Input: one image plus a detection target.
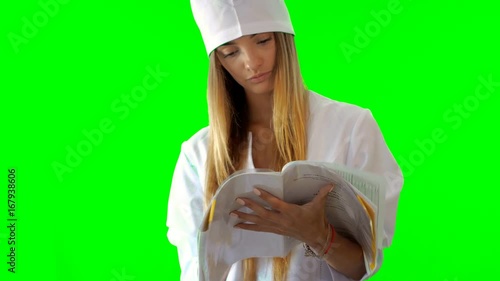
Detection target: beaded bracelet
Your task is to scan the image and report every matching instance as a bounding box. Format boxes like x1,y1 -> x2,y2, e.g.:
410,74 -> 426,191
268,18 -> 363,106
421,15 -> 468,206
303,226 -> 330,258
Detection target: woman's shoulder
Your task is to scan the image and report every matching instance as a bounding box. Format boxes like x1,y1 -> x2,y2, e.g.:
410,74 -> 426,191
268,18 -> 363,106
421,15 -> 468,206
179,126 -> 210,164
185,126 -> 209,146
307,90 -> 372,127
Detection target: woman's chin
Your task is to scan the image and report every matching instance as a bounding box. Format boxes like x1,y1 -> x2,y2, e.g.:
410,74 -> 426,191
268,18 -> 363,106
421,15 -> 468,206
244,83 -> 274,96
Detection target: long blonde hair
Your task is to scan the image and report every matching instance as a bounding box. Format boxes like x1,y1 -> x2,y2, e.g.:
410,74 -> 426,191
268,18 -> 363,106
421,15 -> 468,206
204,32 -> 309,281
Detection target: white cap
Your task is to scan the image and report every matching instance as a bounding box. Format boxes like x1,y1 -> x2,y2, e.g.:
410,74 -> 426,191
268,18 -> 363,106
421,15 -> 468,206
190,0 -> 295,56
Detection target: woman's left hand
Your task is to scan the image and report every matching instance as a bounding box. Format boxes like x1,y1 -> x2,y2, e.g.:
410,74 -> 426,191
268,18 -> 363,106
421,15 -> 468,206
231,183 -> 334,246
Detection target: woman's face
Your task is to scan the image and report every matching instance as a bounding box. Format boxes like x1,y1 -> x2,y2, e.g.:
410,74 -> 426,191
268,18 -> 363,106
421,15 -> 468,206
215,32 -> 276,96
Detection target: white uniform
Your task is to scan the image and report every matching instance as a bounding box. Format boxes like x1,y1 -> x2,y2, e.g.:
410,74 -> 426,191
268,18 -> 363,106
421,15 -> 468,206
166,90 -> 404,281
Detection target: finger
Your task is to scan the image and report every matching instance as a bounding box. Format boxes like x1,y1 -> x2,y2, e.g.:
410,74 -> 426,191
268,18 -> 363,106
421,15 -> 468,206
236,197 -> 281,223
231,210 -> 267,225
311,183 -> 334,206
234,222 -> 283,235
252,187 -> 288,212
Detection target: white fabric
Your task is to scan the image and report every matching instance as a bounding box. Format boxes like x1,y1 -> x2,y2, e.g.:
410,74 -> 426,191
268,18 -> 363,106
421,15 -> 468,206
166,90 -> 404,280
190,0 -> 295,56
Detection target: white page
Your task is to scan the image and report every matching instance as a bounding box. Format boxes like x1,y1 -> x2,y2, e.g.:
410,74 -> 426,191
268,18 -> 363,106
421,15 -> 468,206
281,162 -> 374,262
199,172 -> 285,281
281,161 -> 386,272
198,161 -> 387,280
313,161 -> 387,249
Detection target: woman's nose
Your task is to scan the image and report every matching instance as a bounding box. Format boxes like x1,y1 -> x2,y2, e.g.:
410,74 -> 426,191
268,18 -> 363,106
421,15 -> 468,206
243,49 -> 264,72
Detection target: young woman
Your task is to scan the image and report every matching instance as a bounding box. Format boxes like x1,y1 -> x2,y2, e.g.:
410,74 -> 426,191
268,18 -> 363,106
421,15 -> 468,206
166,1 -> 403,280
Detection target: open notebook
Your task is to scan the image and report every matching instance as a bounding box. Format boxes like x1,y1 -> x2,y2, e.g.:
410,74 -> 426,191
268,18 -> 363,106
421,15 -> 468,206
198,160 -> 387,281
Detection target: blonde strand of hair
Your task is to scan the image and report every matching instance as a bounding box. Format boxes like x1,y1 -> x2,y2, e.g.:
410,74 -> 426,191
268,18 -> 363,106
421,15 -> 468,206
204,32 -> 309,281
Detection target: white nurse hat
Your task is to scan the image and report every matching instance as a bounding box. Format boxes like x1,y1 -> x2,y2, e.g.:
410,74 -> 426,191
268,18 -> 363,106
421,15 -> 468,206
190,0 -> 295,56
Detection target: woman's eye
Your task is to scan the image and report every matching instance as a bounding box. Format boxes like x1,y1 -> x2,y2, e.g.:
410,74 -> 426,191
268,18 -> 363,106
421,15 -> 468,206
224,51 -> 237,58
258,37 -> 271,44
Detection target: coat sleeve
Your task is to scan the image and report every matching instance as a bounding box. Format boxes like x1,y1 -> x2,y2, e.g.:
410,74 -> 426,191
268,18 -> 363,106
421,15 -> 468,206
329,108 -> 404,281
166,141 -> 205,281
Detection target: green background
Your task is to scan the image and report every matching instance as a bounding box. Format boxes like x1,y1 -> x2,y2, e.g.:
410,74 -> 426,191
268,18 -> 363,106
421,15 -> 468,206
1,0 -> 499,280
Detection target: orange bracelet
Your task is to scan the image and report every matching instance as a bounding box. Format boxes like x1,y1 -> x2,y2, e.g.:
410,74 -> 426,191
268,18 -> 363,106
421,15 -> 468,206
324,224 -> 336,255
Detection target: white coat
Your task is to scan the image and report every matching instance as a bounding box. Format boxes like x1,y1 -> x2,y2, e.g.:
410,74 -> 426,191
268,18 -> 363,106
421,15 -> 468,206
166,90 -> 404,281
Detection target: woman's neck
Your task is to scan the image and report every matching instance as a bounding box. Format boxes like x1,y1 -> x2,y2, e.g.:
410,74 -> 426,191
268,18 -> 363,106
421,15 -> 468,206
245,91 -> 273,127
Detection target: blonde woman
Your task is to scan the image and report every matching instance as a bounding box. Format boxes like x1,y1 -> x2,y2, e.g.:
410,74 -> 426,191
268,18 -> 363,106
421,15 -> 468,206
166,1 -> 403,280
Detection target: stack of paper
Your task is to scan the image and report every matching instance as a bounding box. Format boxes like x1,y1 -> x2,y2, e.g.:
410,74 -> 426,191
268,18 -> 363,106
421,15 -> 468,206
198,160 -> 387,281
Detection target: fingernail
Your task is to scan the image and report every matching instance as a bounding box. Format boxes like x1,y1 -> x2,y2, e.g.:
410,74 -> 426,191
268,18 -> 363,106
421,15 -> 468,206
253,188 -> 261,196
236,198 -> 245,205
329,184 -> 334,192
230,212 -> 238,218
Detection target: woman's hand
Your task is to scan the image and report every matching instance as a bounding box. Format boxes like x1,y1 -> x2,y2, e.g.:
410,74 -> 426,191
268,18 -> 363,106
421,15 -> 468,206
232,183 -> 367,280
231,183 -> 334,247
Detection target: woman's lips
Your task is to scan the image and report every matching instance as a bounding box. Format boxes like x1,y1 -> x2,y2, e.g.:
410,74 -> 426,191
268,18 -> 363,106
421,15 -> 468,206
248,71 -> 271,84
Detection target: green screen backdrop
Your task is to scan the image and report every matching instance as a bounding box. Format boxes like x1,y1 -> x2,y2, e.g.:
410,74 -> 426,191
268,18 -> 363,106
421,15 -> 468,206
1,0 -> 499,281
